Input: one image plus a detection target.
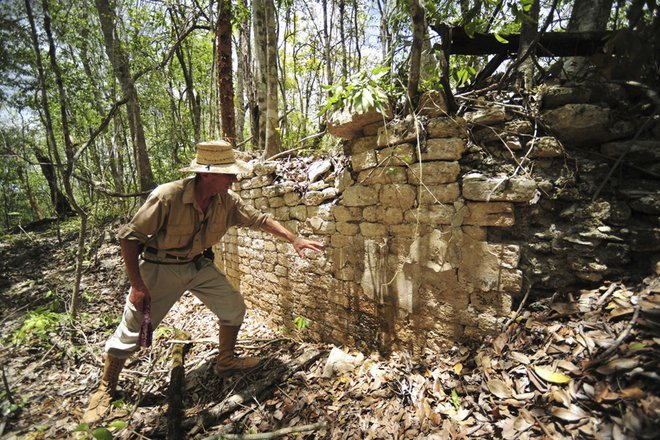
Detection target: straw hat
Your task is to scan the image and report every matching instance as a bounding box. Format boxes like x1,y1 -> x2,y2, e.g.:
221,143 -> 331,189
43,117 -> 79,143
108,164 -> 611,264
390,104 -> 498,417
180,140 -> 249,175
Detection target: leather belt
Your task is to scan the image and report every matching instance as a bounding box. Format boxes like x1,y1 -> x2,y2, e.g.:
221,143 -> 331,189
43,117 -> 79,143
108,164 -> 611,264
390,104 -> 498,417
142,247 -> 196,264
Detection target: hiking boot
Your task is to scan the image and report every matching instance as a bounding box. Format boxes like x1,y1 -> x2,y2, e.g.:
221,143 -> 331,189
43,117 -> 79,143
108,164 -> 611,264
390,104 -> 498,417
82,355 -> 126,424
214,325 -> 260,375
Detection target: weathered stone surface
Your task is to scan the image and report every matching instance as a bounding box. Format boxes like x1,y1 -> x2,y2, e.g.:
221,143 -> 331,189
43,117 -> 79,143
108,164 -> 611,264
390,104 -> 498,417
377,119 -> 424,147
336,222 -> 360,235
528,136 -> 564,158
346,136 -> 378,155
351,150 -> 378,171
416,90 -> 449,118
304,187 -> 338,205
328,107 -> 393,140
358,166 -> 408,185
601,140 -> 660,166
253,161 -> 277,176
462,173 -> 537,203
380,184 -> 417,209
540,83 -> 627,109
407,161 -> 461,184
360,222 -> 388,236
421,138 -> 466,161
404,205 -> 455,225
290,205 -> 307,221
342,185 -> 379,206
283,192 -> 301,206
308,159 -> 332,182
464,105 -> 508,125
542,104 -> 634,144
505,119 -> 533,135
376,144 -> 415,166
332,206 -> 363,222
463,202 -> 515,227
241,174 -> 274,189
427,116 -> 467,138
419,183 -> 461,205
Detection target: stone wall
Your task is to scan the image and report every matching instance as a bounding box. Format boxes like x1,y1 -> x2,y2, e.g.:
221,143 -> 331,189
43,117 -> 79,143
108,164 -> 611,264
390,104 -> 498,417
216,81 -> 659,355
217,118 -> 536,355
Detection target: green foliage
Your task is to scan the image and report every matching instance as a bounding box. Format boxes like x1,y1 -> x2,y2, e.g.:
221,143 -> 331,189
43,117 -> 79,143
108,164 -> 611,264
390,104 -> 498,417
9,292 -> 68,348
293,315 -> 310,331
319,67 -> 391,117
74,420 -> 127,439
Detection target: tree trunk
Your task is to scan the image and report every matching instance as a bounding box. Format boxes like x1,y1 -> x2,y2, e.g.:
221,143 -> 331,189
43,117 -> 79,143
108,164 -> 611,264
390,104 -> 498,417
216,0 -> 236,143
263,0 -> 281,158
17,166 -> 43,221
407,0 -> 425,111
516,0 -> 540,90
94,0 -> 155,193
564,0 -> 614,77
252,0 -> 267,151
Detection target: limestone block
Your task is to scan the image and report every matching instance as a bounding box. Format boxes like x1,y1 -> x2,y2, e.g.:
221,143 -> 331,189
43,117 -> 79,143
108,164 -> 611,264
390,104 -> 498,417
382,207 -> 404,225
336,222 -> 359,235
336,265 -> 356,281
505,119 -> 533,135
363,121 -> 384,136
342,185 -> 379,206
427,116 -> 467,139
463,202 -> 515,227
273,206 -> 290,220
419,183 -> 460,205
458,238 -> 520,293
304,187 -> 339,206
328,107 -> 393,140
330,234 -> 355,247
462,173 -> 538,203
358,166 -> 408,185
308,204 -> 334,221
389,223 -> 419,237
263,184 -> 293,198
253,197 -> 268,211
335,169 -> 353,192
416,90 -> 449,118
409,228 -> 459,272
376,144 -> 415,166
283,192 -> 302,206
290,205 -> 307,221
542,104 -> 634,144
269,196 -> 285,208
464,105 -> 508,126
363,206 -> 378,222
254,161 -> 277,176
407,161 -> 461,184
380,184 -> 417,209
346,136 -> 378,155
332,206 -> 363,222
360,222 -> 387,237
308,159 -> 332,182
404,205 -> 455,226
601,140 -> 660,167
241,174 -> 274,189
308,181 -> 330,191
421,138 -> 466,161
244,188 -> 263,199
527,136 -> 564,158
471,125 -> 502,144
352,150 -> 378,171
377,119 -> 424,147
305,217 -> 336,235
489,243 -> 521,268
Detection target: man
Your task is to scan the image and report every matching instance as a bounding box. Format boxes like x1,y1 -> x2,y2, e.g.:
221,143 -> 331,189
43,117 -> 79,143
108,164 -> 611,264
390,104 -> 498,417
83,140 -> 324,423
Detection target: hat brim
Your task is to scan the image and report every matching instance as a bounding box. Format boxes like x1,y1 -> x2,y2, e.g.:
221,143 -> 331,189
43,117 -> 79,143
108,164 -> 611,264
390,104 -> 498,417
180,159 -> 250,176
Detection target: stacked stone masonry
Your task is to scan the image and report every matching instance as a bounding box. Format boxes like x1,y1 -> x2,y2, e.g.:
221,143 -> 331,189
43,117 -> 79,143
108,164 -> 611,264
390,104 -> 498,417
216,115 -> 535,355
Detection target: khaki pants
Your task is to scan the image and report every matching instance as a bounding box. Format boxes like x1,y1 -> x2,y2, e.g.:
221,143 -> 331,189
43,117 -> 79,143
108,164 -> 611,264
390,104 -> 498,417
105,257 -> 245,359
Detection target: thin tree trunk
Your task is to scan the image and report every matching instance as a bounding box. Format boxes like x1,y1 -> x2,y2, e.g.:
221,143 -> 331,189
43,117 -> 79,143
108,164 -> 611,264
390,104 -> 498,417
237,0 -> 255,150
407,0 -> 425,111
564,0 -> 614,77
24,0 -> 72,218
263,0 -> 281,158
41,0 -> 88,316
217,0 -> 236,143
94,0 -> 155,193
17,166 -> 43,221
516,0 -> 540,90
253,0 -> 267,151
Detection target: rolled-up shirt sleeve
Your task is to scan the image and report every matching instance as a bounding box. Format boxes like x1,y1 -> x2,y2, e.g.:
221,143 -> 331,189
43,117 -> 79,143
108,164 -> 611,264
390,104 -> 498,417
229,192 -> 271,229
117,191 -> 168,243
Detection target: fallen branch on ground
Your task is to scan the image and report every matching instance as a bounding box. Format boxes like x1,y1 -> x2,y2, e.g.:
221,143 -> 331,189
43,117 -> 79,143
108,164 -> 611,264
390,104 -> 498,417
201,421 -> 327,440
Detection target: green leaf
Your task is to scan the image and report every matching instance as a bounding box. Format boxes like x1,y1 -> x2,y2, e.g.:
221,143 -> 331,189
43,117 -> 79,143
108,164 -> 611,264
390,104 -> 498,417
74,423 -> 90,432
108,420 -> 127,429
451,389 -> 460,409
92,427 -> 113,440
628,342 -> 646,351
494,33 -> 509,44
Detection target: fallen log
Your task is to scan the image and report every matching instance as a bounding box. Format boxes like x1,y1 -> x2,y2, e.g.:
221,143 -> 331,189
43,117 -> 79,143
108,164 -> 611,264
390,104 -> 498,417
184,348 -> 324,432
201,421 -> 327,440
167,329 -> 191,440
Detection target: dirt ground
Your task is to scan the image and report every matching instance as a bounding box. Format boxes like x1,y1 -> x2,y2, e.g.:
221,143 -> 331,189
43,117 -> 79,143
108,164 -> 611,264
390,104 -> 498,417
0,222 -> 658,439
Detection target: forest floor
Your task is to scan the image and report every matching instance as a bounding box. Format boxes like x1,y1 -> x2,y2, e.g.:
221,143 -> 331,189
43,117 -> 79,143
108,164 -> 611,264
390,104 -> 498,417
0,220 -> 658,440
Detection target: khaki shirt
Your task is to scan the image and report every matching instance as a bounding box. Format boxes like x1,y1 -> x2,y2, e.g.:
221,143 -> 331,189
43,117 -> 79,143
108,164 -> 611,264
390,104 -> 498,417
118,177 -> 269,258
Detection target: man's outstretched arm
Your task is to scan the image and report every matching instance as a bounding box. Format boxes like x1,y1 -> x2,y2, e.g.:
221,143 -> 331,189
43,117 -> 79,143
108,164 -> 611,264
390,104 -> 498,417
260,217 -> 325,258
